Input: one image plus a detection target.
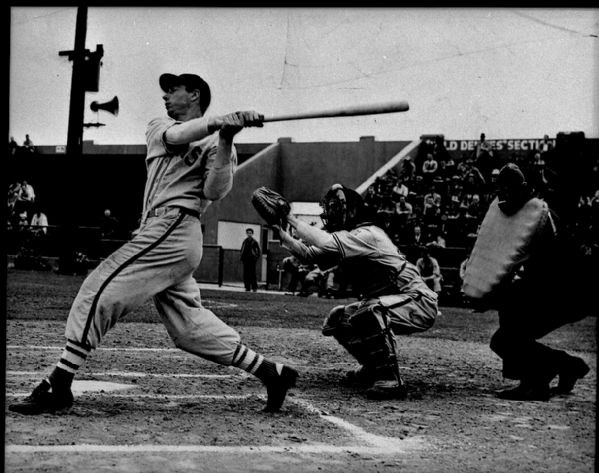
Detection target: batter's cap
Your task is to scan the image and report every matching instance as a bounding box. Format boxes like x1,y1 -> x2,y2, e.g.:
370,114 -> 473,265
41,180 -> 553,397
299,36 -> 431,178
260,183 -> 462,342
159,73 -> 211,112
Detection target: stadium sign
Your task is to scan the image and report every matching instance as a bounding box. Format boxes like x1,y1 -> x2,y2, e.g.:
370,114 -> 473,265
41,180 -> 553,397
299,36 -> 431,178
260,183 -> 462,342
445,138 -> 555,154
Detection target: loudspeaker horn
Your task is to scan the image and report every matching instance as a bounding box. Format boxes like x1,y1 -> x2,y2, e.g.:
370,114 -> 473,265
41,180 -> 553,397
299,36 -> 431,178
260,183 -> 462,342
90,96 -> 119,116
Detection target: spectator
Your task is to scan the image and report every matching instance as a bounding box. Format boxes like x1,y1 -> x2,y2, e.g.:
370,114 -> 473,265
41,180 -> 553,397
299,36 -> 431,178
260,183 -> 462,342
443,154 -> 457,178
422,185 -> 442,229
30,205 -> 49,236
406,223 -> 425,247
399,156 -> 416,182
475,133 -> 496,180
417,138 -> 435,172
23,134 -> 35,153
17,210 -> 30,233
462,167 -> 486,196
529,152 -> 547,195
422,153 -> 439,182
457,155 -> 474,177
475,133 -> 493,160
391,177 -> 409,200
409,174 -> 427,201
443,196 -> 463,245
394,195 -> 413,232
240,228 -> 261,292
99,208 -> 120,239
416,245 -> 443,295
376,197 -> 396,233
363,184 -> 380,213
14,208 -> 51,271
26,205 -> 49,259
424,184 -> 442,208
14,179 -> 35,219
429,231 -> 446,249
281,255 -> 303,295
538,134 -> 553,159
297,264 -> 324,297
9,136 -> 18,155
465,194 -> 484,221
7,180 -> 22,221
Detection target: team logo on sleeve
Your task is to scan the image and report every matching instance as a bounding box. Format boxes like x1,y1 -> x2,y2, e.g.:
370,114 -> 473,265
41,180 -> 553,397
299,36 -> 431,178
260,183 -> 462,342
183,145 -> 203,166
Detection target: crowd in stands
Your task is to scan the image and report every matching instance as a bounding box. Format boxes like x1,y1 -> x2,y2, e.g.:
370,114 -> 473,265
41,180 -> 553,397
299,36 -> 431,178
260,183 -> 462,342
363,133 -> 598,254
6,178 -> 53,270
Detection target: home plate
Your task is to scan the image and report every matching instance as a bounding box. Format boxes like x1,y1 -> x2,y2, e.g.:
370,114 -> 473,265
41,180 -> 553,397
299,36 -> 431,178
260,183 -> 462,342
71,380 -> 136,394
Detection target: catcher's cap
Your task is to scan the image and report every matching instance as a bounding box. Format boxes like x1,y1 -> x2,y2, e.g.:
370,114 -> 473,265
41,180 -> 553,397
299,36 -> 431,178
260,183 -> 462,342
159,73 -> 211,112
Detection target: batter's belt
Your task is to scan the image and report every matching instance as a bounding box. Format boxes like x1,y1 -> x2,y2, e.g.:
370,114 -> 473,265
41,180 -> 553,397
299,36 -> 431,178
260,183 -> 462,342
144,206 -> 201,221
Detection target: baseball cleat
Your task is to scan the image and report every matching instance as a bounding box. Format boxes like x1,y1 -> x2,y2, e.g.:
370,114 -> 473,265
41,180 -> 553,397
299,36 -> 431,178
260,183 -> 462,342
496,382 -> 550,401
552,357 -> 590,394
8,379 -> 73,415
263,365 -> 298,412
365,379 -> 408,400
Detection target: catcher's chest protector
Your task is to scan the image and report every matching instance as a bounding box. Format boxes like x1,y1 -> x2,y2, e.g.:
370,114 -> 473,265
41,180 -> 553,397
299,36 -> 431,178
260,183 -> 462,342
462,197 -> 549,299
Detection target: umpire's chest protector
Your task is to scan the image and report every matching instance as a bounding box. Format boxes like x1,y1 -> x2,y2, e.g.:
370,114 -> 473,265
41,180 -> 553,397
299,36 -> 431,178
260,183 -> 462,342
462,197 -> 549,299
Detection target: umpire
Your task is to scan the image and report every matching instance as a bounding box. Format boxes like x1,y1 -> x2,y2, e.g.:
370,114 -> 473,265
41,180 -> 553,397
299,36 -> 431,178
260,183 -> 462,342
487,164 -> 593,401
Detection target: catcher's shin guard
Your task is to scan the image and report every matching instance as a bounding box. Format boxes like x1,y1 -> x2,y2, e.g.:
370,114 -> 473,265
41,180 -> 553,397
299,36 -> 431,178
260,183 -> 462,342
330,304 -> 401,383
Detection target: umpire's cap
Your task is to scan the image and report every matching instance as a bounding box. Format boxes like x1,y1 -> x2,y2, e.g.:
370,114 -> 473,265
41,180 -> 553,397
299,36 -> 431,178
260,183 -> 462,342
159,73 -> 211,113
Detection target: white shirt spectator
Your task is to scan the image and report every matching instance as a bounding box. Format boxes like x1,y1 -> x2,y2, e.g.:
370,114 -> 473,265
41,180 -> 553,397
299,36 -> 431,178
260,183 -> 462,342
19,181 -> 35,203
30,211 -> 48,234
392,182 -> 409,198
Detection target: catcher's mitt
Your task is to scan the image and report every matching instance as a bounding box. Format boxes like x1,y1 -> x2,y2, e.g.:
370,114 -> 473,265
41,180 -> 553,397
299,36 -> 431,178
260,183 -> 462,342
251,187 -> 291,228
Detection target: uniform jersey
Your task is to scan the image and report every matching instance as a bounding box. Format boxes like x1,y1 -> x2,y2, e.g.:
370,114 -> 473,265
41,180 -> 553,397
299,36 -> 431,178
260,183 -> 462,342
289,223 -> 433,300
143,116 -> 237,219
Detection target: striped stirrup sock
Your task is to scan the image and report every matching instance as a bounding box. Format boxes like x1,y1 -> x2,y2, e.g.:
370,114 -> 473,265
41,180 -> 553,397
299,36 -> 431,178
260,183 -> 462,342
231,344 -> 283,384
49,339 -> 91,389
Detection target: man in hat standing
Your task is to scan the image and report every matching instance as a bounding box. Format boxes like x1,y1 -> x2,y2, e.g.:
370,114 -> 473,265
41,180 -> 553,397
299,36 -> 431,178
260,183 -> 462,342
240,228 -> 261,292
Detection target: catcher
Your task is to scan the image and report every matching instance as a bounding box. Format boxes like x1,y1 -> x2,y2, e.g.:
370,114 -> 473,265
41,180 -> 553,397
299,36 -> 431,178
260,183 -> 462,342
463,164 -> 593,401
252,184 -> 439,400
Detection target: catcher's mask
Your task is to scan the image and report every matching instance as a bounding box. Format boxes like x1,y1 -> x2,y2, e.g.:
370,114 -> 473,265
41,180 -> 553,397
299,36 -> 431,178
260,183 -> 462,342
320,184 -> 366,232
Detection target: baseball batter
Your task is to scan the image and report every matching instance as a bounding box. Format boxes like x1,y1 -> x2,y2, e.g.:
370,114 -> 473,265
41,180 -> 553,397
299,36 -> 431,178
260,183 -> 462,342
273,184 -> 439,400
10,72 -> 298,415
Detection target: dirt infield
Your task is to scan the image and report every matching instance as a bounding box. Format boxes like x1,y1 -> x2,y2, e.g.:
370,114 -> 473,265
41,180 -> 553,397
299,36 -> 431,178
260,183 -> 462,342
4,269 -> 597,472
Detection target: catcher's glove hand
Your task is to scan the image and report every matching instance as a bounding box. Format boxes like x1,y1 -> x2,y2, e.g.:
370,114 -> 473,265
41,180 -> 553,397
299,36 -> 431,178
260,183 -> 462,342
251,187 -> 291,229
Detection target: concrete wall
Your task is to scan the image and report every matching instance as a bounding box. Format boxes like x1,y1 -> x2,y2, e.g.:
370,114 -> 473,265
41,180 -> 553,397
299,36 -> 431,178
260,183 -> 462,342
278,137 -> 408,200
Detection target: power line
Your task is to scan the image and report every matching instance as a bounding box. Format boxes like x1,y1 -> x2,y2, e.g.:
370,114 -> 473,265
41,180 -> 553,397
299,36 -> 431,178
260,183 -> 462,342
509,9 -> 599,38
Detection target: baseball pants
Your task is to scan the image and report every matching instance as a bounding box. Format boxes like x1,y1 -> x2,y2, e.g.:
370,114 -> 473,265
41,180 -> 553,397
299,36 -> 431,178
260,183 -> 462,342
64,207 -> 241,365
342,291 -> 438,335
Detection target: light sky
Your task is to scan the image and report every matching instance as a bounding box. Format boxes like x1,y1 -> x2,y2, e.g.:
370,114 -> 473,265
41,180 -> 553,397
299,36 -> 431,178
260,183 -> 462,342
9,7 -> 599,146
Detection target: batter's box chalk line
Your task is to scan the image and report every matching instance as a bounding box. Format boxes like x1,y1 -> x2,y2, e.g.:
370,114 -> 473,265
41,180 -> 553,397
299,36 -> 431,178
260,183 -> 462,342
6,370 -> 238,379
6,383 -> 425,454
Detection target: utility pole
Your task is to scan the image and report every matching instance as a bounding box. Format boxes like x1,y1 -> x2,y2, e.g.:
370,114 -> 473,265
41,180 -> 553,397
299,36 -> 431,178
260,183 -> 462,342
59,7 -> 103,157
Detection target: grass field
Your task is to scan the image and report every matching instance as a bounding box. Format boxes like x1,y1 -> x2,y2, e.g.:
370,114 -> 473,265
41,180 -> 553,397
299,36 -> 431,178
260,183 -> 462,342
4,269 -> 597,473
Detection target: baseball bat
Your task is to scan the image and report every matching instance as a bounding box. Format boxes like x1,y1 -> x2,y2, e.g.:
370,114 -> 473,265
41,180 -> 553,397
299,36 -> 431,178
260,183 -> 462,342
261,101 -> 409,123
